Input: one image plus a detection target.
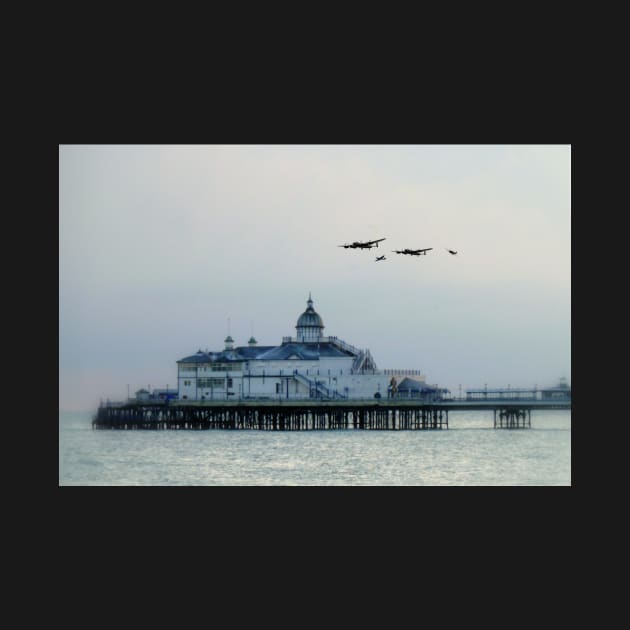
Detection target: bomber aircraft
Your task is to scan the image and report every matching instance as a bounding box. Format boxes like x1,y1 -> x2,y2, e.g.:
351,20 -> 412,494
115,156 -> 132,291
445,249 -> 458,255
392,247 -> 433,256
338,238 -> 386,249
375,255 -> 386,261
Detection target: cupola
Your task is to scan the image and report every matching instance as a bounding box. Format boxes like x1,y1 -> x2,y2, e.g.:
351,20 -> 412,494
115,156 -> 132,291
295,293 -> 325,342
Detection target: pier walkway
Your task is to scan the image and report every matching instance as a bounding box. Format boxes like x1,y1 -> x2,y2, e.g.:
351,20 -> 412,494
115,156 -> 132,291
93,398 -> 570,431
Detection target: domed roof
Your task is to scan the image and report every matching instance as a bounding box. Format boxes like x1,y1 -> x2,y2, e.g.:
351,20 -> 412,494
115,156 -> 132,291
296,293 -> 324,330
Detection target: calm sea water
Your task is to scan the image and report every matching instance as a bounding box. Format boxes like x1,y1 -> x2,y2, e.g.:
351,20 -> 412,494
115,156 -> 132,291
59,410 -> 571,486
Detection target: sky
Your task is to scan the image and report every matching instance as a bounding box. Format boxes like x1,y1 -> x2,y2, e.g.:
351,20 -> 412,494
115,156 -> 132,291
59,144 -> 571,411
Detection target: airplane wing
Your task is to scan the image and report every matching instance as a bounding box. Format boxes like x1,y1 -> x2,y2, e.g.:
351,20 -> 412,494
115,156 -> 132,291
366,238 -> 386,245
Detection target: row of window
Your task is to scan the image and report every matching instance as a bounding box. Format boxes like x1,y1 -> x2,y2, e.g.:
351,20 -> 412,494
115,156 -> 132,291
197,378 -> 233,388
179,365 -> 242,373
182,378 -> 235,388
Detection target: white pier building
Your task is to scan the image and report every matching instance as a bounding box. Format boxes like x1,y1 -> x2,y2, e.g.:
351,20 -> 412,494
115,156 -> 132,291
176,294 -> 429,401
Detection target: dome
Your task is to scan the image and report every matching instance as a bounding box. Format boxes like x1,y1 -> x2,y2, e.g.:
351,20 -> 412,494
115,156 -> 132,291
296,293 -> 324,341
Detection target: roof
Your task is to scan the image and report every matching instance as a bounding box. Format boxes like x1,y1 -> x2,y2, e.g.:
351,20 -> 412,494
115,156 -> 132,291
178,347 -> 275,363
178,351 -> 215,363
177,342 -> 353,364
234,346 -> 276,359
256,342 -> 353,361
296,295 -> 324,329
397,377 -> 439,392
296,310 -> 324,329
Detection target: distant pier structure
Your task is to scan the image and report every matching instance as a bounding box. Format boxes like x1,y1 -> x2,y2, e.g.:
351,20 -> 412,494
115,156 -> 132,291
93,400 -> 450,431
92,396 -> 570,431
94,293 -> 570,430
493,408 -> 531,429
466,378 -> 571,403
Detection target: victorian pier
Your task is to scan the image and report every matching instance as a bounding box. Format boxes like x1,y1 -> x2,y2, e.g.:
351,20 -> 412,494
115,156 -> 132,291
92,398 -> 570,431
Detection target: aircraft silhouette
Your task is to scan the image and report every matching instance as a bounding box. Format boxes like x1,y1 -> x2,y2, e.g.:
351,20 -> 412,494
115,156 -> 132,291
375,255 -> 386,261
392,247 -> 433,256
445,249 -> 458,255
338,238 -> 386,249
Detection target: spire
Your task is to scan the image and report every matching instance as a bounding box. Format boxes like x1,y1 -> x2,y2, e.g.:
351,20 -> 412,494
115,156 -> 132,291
307,292 -> 313,309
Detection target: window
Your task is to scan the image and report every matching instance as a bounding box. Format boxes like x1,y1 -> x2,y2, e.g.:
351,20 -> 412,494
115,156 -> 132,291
198,378 -> 225,388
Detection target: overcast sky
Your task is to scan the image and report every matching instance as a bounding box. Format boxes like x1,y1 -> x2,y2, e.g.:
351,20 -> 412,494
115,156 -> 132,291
59,144 -> 571,411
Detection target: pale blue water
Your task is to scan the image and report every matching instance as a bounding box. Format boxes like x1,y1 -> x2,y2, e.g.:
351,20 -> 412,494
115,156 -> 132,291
59,410 -> 571,486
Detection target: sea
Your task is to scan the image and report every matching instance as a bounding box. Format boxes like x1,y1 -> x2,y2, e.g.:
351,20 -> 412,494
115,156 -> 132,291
59,410 -> 571,486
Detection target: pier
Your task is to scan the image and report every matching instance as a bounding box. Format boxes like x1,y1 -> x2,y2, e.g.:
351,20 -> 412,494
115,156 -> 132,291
92,398 -> 570,431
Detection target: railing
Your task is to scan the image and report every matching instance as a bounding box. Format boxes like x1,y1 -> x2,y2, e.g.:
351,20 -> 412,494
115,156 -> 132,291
352,350 -> 365,371
382,369 -> 424,376
327,336 -> 363,356
294,371 -> 347,399
101,398 -> 171,407
100,395 -> 570,406
281,335 -> 365,357
101,401 -> 127,408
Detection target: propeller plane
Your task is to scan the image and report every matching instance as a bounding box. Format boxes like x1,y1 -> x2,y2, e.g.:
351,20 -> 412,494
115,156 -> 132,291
392,247 -> 433,256
338,238 -> 386,249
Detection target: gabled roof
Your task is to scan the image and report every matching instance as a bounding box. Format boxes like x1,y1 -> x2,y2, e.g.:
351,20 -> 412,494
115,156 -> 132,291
231,346 -> 276,359
255,342 -> 353,361
177,351 -> 212,363
177,347 -> 276,363
177,342 -> 354,364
